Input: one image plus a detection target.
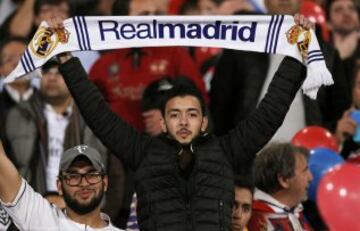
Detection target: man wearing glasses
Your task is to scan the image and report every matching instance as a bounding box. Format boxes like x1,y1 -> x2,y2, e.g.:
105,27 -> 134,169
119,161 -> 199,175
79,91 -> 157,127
0,143 -> 123,230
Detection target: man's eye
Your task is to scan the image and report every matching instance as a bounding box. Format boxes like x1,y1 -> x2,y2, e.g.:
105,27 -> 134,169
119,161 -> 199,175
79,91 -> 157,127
242,205 -> 251,212
169,113 -> 178,118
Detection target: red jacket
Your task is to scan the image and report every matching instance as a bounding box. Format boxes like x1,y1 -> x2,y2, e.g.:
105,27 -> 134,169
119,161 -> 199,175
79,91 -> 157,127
247,190 -> 313,231
89,47 -> 207,131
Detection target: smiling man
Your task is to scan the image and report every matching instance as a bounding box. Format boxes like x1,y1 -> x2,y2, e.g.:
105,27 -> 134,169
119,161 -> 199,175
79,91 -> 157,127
0,143 -> 123,230
248,143 -> 314,231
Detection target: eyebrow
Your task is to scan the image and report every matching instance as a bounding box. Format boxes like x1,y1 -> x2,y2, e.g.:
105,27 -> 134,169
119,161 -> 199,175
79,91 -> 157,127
168,108 -> 200,113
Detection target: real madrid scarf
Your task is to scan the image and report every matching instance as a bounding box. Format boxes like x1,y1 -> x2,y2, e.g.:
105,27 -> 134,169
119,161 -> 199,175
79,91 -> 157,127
4,15 -> 332,99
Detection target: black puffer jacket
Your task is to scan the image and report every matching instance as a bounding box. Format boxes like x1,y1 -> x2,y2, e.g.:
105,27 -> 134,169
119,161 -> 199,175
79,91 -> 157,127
59,57 -> 305,231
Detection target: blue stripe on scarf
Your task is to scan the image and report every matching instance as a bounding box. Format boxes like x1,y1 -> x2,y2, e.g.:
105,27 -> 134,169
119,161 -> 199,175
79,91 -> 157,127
81,16 -> 92,50
25,49 -> 36,70
265,15 -> 274,53
20,58 -> 29,73
22,54 -> 32,73
73,17 -> 84,50
273,15 -> 284,54
77,16 -> 89,50
269,15 -> 279,54
308,50 -> 322,56
308,54 -> 323,60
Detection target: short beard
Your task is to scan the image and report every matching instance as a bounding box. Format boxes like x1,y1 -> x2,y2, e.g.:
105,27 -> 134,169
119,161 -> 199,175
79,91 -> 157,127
62,184 -> 104,215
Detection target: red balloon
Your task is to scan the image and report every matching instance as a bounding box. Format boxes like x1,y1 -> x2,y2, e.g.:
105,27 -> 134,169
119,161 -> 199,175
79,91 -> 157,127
292,126 -> 339,152
317,164 -> 360,230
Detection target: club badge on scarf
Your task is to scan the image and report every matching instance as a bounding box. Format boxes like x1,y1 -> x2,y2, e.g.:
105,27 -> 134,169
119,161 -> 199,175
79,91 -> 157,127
4,15 -> 333,99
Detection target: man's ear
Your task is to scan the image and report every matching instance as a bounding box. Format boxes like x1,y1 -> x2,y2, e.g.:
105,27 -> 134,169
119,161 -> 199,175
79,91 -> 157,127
201,116 -> 208,132
278,174 -> 290,189
57,179 -> 63,196
160,117 -> 167,133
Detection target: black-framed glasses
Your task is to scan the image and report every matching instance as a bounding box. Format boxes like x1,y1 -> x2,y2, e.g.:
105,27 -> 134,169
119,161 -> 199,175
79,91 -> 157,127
59,172 -> 105,186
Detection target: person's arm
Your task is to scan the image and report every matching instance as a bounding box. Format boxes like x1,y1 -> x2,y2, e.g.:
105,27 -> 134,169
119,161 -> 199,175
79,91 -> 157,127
0,145 -> 57,230
222,57 -> 306,172
58,53 -> 151,170
210,49 -> 237,136
0,142 -> 21,203
8,0 -> 35,37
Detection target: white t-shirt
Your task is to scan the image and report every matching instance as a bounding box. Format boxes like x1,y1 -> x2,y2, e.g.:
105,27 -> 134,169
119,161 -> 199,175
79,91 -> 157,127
1,179 -> 123,231
44,104 -> 72,192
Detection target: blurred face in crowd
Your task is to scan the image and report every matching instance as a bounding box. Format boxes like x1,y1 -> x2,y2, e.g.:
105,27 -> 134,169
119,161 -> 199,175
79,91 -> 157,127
265,0 -> 302,15
198,0 -> 254,15
40,65 -> 70,105
232,187 -> 252,231
57,159 -> 108,215
0,40 -> 30,87
0,41 -> 26,77
281,154 -> 313,207
198,0 -> 218,15
352,69 -> 360,108
129,0 -> 168,15
161,96 -> 208,145
35,1 -> 70,26
329,0 -> 359,35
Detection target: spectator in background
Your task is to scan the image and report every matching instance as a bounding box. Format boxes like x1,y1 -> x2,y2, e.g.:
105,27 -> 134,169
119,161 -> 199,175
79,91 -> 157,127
336,64 -> 360,159
0,37 -> 38,153
210,0 -> 350,138
248,143 -> 313,231
327,0 -> 360,87
0,0 -> 99,72
5,59 -> 124,225
232,175 -> 254,231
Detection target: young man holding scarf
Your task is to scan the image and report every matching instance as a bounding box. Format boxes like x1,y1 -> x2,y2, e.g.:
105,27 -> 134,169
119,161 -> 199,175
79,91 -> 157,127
48,14 -> 313,231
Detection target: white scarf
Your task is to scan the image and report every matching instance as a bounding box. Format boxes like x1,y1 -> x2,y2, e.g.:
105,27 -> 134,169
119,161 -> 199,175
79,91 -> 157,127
5,15 -> 332,99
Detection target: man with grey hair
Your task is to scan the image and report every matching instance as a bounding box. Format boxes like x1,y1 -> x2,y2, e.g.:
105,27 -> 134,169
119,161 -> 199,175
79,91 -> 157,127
248,143 -> 313,231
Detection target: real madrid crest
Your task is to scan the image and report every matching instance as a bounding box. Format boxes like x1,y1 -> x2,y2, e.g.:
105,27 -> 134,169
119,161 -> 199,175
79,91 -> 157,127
286,25 -> 311,61
30,27 -> 70,58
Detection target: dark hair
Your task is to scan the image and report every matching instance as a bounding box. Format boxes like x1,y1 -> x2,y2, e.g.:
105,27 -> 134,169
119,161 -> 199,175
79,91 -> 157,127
34,0 -> 72,16
141,76 -> 197,112
112,0 -> 130,15
234,174 -> 255,194
254,143 -> 309,195
325,0 -> 357,19
41,58 -> 60,73
161,85 -> 207,116
0,37 -> 28,64
179,0 -> 198,15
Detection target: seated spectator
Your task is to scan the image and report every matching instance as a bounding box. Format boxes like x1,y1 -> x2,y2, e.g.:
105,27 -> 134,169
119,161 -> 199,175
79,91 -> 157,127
248,143 -> 314,231
0,143 -> 123,230
336,64 -> 360,159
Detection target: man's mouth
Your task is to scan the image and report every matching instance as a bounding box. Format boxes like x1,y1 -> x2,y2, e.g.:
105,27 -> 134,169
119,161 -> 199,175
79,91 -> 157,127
177,129 -> 191,138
